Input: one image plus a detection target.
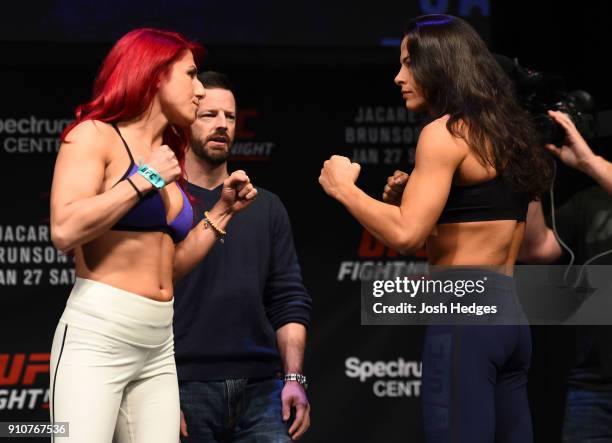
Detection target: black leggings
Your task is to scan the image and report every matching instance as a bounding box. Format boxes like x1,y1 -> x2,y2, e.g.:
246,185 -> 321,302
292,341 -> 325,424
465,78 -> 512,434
421,272 -> 532,442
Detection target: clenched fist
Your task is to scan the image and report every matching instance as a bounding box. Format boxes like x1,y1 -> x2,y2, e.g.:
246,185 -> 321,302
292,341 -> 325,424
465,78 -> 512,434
141,145 -> 181,185
319,155 -> 361,200
382,170 -> 409,205
219,170 -> 258,214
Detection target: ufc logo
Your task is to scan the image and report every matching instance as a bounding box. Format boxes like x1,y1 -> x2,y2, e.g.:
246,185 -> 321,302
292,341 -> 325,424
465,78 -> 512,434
358,229 -> 427,258
0,354 -> 50,386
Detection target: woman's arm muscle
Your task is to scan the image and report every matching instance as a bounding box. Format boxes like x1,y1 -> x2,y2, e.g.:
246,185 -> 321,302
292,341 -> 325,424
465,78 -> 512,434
50,120 -> 152,252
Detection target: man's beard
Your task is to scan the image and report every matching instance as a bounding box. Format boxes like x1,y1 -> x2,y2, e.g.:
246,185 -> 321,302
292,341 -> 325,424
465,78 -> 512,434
190,137 -> 231,166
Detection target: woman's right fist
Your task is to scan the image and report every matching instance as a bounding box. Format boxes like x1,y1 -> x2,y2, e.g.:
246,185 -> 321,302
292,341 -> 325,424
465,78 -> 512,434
141,145 -> 181,185
382,170 -> 409,205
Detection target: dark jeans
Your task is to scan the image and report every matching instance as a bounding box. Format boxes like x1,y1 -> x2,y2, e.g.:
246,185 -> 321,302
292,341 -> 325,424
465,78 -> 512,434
563,388 -> 612,443
179,377 -> 292,443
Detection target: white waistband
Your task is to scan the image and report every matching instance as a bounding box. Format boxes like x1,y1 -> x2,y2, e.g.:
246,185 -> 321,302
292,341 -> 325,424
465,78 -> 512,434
60,277 -> 174,347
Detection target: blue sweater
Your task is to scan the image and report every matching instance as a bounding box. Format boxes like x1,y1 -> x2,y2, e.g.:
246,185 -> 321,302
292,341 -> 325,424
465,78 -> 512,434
173,182 -> 312,380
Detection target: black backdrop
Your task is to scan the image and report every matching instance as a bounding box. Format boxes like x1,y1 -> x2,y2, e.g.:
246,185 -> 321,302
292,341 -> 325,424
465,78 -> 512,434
1,1 -> 611,442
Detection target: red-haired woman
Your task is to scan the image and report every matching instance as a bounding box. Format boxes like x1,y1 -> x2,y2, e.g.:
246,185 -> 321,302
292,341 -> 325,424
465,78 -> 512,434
49,28 -> 257,442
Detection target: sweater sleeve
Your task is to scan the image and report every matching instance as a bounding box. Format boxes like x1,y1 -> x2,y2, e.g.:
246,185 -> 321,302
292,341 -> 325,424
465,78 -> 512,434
263,195 -> 312,330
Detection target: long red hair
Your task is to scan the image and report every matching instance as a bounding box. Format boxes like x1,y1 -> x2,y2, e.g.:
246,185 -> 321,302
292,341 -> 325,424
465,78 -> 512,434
62,28 -> 205,180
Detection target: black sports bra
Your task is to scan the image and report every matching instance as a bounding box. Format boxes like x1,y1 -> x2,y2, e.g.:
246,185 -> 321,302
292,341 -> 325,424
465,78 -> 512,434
438,176 -> 529,224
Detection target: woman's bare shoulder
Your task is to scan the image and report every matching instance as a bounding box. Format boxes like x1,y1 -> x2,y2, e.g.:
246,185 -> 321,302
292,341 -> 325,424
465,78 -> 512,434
421,115 -> 463,143
57,120 -> 121,166
63,120 -> 117,147
421,115 -> 470,151
411,117 -> 468,172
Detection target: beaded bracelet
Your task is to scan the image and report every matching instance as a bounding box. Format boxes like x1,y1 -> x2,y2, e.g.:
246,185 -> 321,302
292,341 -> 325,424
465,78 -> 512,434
203,211 -> 226,243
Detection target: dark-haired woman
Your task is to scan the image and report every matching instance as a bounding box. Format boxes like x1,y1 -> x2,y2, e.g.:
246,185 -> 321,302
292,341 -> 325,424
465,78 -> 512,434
319,15 -> 550,443
49,28 -> 257,442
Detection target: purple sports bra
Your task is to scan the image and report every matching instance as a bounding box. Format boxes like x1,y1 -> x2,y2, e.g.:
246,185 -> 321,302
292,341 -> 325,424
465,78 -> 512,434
110,124 -> 193,243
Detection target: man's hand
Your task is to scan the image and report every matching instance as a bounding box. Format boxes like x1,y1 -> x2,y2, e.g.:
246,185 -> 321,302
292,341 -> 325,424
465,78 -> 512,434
180,409 -> 188,440
282,381 -> 310,441
545,110 -> 596,171
382,170 -> 410,205
219,170 -> 258,214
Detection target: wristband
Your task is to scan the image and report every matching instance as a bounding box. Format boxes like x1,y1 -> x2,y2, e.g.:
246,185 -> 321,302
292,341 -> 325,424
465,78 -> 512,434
137,164 -> 165,189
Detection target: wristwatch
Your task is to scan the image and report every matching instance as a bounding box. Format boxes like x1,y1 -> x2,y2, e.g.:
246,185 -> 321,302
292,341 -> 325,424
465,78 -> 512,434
283,373 -> 308,390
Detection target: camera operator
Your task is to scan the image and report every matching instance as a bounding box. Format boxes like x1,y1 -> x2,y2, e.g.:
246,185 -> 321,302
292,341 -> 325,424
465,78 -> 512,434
517,110 -> 612,442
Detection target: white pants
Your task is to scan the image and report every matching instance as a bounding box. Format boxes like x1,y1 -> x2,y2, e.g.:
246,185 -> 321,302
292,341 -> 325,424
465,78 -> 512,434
49,278 -> 179,443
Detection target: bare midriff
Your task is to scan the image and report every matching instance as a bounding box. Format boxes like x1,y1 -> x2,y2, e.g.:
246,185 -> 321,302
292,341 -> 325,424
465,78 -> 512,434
75,231 -> 176,301
427,220 -> 525,275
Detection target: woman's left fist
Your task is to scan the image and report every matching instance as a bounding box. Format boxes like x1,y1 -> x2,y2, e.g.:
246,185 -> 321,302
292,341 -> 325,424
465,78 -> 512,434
319,155 -> 361,200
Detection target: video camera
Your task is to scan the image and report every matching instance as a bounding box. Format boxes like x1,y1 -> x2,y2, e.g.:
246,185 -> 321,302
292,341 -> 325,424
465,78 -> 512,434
495,54 -> 595,146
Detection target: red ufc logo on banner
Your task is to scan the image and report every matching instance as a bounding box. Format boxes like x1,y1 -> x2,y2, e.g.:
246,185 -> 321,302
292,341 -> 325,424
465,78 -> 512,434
236,109 -> 259,139
0,354 -> 50,386
358,230 -> 426,258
